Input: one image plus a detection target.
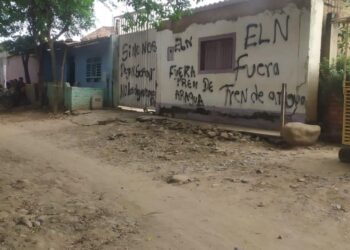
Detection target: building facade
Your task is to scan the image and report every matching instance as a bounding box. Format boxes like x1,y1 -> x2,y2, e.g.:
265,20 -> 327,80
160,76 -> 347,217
116,0 -> 324,129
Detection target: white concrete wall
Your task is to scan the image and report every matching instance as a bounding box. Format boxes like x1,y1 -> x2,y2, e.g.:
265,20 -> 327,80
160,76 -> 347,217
155,1 -> 323,127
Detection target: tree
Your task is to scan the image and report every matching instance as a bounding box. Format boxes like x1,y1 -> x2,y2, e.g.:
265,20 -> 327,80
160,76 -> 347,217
116,0 -> 192,32
0,0 -> 95,111
0,0 -> 192,110
1,36 -> 36,84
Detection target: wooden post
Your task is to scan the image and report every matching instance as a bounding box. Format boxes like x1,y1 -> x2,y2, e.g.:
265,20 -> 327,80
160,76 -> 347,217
280,83 -> 287,136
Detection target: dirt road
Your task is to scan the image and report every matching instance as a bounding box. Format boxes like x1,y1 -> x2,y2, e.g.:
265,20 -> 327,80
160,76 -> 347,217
0,110 -> 349,250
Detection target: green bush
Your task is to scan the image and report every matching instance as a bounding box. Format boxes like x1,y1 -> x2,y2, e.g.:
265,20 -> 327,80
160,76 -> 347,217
319,56 -> 350,104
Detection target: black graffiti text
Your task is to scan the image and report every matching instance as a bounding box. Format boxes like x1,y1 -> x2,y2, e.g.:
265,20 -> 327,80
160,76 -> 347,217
121,41 -> 157,62
120,82 -> 156,106
175,37 -> 192,52
219,83 -> 248,106
175,90 -> 204,107
245,15 -> 290,50
169,65 -> 196,79
234,53 -> 279,81
219,84 -> 264,106
176,78 -> 199,89
202,78 -> 213,92
268,90 -> 306,109
120,63 -> 156,81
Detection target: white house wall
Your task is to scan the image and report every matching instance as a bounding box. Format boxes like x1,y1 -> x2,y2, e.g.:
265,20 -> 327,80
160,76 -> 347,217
155,1 -> 323,129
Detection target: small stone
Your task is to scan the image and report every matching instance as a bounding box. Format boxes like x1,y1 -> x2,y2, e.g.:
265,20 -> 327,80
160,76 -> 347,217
332,203 -> 342,210
257,202 -> 265,207
158,155 -> 170,161
219,132 -> 230,140
211,183 -> 220,188
256,169 -> 264,174
167,175 -> 192,184
297,178 -> 306,183
18,209 -> 29,215
11,179 -> 29,189
136,116 -> 154,122
277,235 -> 283,239
36,215 -> 47,224
223,178 -> 235,183
240,179 -> 249,184
207,131 -> 217,138
16,216 -> 33,228
289,184 -> 299,189
107,135 -> 115,140
33,221 -> 41,227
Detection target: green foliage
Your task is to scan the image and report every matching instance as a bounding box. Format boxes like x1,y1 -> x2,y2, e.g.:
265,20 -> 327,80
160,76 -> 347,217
319,56 -> 350,103
0,0 -> 95,44
118,0 -> 194,31
0,36 -> 35,56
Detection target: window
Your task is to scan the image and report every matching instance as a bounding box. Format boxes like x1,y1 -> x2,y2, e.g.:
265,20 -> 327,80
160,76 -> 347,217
86,57 -> 102,82
199,33 -> 236,73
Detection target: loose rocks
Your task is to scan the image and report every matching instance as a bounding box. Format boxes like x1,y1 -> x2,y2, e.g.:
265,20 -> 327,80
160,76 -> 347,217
167,175 -> 192,184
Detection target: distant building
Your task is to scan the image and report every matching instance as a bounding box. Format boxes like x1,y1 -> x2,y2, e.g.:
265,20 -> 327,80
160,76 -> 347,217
67,27 -> 115,106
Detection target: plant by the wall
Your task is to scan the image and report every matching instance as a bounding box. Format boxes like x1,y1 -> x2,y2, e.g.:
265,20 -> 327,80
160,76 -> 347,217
319,56 -> 350,104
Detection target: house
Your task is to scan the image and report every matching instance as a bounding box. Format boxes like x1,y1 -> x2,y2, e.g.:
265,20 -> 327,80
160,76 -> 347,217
41,27 -> 116,110
0,51 -> 39,86
6,54 -> 39,84
115,0 -> 325,130
68,27 -> 115,106
0,51 -> 39,103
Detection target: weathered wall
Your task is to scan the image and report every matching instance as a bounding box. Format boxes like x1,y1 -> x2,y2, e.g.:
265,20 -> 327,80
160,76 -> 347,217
118,29 -> 157,108
6,55 -> 39,83
70,38 -> 113,106
0,53 -> 7,86
69,87 -> 104,111
155,0 -> 323,129
48,82 -> 104,111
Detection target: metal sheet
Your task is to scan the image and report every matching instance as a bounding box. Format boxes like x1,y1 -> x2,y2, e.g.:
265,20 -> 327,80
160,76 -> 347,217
118,29 -> 157,109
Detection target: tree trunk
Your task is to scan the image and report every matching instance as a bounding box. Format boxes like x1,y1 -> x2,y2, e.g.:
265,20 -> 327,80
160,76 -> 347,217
60,45 -> 67,86
35,46 -> 44,104
48,39 -> 59,113
21,54 -> 31,84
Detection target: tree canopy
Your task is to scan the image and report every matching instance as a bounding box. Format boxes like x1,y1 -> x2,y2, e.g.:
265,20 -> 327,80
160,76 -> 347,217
0,0 -> 95,44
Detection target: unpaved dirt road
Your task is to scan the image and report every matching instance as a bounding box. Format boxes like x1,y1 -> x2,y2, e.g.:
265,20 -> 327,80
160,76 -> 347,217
0,109 -> 349,250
